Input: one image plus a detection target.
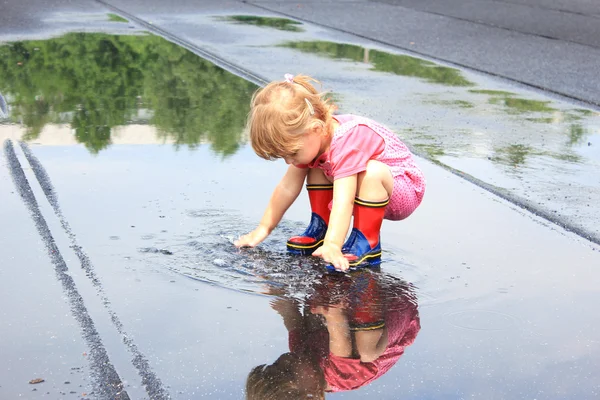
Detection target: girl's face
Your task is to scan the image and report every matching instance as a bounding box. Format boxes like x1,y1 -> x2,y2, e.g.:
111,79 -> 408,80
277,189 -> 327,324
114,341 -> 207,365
284,126 -> 327,166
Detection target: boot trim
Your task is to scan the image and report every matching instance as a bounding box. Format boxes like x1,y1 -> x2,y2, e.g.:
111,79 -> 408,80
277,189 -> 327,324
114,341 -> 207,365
306,183 -> 334,191
346,249 -> 382,267
354,197 -> 389,208
287,238 -> 325,250
349,321 -> 386,331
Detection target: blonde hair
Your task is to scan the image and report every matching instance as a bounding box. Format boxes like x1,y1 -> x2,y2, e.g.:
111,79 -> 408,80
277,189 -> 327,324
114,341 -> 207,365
246,360 -> 326,400
247,74 -> 337,160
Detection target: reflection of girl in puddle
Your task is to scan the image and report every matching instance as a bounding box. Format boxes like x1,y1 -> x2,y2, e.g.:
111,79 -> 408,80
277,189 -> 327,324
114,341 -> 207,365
246,271 -> 420,398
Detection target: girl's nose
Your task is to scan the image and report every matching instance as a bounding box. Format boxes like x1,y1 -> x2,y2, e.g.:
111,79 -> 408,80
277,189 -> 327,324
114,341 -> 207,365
284,157 -> 293,165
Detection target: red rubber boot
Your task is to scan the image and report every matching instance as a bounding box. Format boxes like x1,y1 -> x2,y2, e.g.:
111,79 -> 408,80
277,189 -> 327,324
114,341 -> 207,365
327,197 -> 388,270
349,271 -> 385,331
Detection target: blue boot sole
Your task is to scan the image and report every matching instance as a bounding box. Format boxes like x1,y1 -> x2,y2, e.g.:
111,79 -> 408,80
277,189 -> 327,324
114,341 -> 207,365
325,250 -> 381,272
325,228 -> 382,272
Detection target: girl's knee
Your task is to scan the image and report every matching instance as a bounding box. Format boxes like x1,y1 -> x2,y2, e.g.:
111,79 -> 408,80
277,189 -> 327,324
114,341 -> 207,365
357,161 -> 393,197
362,161 -> 393,182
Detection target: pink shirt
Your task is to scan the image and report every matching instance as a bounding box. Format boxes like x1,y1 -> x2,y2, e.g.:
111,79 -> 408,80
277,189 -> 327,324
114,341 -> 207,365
300,115 -> 385,180
288,299 -> 420,392
321,306 -> 420,392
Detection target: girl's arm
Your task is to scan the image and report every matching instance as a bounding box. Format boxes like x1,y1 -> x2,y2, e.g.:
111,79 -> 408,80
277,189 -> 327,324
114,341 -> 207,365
312,305 -> 352,358
270,298 -> 303,332
235,165 -> 308,247
312,174 -> 357,270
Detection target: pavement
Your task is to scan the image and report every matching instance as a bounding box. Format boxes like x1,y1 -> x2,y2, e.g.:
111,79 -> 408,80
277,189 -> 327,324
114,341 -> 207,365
1,1 -> 600,399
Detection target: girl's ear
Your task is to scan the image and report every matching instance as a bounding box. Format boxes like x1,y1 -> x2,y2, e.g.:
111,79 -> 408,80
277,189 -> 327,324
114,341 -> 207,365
312,123 -> 326,137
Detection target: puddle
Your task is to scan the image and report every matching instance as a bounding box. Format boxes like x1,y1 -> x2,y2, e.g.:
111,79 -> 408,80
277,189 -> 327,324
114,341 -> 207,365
445,309 -> 518,331
131,205 -> 423,394
14,132 -> 600,399
0,32 -> 257,155
129,206 -> 421,303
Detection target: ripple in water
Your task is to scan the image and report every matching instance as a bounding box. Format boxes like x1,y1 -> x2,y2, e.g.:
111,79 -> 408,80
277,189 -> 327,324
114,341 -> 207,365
137,209 -> 419,309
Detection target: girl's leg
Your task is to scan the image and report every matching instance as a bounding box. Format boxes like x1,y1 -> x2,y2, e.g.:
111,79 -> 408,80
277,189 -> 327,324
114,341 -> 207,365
287,168 -> 333,255
348,271 -> 387,362
356,160 -> 393,201
354,328 -> 388,363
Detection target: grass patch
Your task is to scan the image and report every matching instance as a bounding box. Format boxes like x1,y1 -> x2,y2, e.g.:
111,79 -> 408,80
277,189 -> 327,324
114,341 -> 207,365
220,15 -> 303,32
489,97 -> 556,114
280,41 -> 475,87
573,108 -> 595,116
525,117 -> 554,123
492,144 -> 532,167
413,143 -> 445,158
424,99 -> 474,109
107,13 -> 128,23
469,89 -> 515,96
544,151 -> 581,163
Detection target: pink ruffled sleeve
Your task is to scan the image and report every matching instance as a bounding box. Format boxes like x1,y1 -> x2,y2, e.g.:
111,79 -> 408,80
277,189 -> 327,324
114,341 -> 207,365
329,125 -> 385,180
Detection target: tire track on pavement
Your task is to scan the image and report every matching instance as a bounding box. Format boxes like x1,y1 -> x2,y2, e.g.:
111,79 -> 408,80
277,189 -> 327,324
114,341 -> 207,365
18,142 -> 171,400
3,139 -> 130,400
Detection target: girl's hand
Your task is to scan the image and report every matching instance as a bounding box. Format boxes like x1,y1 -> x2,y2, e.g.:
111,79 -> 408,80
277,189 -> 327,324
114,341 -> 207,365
313,243 -> 349,271
310,304 -> 347,322
234,225 -> 270,248
270,298 -> 300,317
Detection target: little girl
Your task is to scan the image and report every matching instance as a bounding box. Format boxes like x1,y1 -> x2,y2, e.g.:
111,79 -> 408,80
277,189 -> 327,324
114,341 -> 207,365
234,74 -> 425,271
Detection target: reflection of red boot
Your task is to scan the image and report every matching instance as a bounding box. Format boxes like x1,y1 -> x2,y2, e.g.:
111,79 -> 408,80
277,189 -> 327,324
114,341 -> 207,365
307,273 -> 352,308
349,272 -> 385,331
287,184 -> 333,255
327,197 -> 388,271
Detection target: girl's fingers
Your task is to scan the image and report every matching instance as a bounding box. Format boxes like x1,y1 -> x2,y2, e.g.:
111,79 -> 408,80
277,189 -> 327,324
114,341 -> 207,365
234,235 -> 256,248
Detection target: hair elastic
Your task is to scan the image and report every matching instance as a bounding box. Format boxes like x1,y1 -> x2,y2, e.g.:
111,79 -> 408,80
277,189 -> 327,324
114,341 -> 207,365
304,98 -> 315,115
284,73 -> 294,83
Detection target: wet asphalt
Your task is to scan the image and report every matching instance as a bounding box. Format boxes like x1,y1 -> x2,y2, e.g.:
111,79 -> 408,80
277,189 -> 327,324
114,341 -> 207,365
1,1 -> 600,399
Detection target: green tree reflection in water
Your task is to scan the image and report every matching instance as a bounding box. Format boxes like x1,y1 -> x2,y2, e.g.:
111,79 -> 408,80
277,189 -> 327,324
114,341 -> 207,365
0,32 -> 257,155
281,41 -> 474,87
